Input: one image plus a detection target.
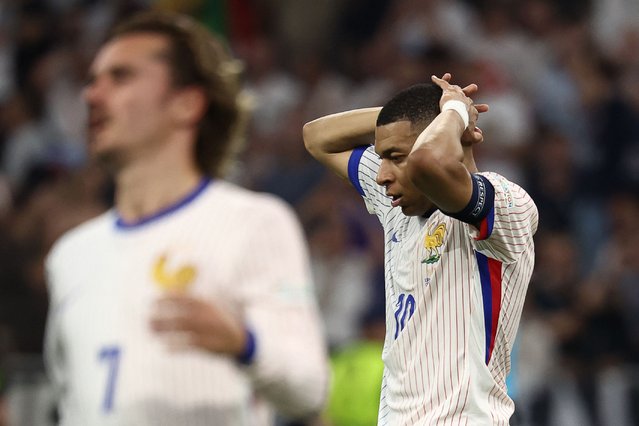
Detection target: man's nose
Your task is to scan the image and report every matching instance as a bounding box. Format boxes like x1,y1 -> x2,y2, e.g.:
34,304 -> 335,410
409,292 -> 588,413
376,161 -> 393,186
83,79 -> 104,105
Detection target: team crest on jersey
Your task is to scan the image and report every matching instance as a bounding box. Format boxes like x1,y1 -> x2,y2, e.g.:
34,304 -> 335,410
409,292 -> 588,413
422,222 -> 447,264
152,254 -> 197,292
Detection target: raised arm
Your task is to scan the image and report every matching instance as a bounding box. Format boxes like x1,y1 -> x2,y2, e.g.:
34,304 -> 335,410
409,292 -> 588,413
303,107 -> 381,179
406,74 -> 488,215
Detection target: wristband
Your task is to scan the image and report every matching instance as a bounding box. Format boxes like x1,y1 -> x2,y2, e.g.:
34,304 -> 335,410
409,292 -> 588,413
237,329 -> 256,365
441,100 -> 469,129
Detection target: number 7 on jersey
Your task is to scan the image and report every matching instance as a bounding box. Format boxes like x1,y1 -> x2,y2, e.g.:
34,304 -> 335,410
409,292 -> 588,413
98,345 -> 121,413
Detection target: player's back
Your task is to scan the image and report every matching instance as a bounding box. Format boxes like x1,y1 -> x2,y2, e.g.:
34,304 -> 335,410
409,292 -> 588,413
45,180 -> 307,426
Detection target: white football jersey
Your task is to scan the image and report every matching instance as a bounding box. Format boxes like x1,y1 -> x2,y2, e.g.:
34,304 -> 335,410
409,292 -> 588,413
44,179 -> 328,426
348,146 -> 538,425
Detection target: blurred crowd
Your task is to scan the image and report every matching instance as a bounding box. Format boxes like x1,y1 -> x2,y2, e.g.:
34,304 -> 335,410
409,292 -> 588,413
0,0 -> 637,425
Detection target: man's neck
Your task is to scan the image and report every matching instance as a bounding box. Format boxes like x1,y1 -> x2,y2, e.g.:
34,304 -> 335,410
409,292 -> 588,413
114,153 -> 203,224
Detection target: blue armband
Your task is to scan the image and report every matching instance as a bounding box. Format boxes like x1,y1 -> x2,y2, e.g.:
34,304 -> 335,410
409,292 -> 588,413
237,329 -> 257,365
446,174 -> 494,224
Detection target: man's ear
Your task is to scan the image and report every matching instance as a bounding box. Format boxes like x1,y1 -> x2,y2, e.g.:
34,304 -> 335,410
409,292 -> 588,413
171,86 -> 207,127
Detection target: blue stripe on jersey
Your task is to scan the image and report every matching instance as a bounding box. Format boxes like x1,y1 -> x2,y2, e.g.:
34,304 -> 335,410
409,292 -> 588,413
348,146 -> 370,196
476,251 -> 502,364
115,177 -> 212,230
476,252 -> 493,364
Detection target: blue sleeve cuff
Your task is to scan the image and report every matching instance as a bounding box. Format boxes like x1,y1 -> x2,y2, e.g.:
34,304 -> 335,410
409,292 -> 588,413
348,146 -> 369,196
237,329 -> 257,365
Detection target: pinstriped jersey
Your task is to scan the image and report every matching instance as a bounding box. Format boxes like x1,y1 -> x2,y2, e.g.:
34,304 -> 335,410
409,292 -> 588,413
348,146 -> 538,425
44,179 -> 328,426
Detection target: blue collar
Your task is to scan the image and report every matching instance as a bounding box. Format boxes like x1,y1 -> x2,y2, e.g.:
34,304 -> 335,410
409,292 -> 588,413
115,177 -> 212,230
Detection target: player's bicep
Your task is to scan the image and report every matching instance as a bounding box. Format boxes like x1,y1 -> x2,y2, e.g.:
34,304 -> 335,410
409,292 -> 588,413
313,150 -> 353,181
407,149 -> 475,214
303,107 -> 379,182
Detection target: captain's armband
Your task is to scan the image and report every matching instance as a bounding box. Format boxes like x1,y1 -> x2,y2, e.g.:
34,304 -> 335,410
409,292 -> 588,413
446,174 -> 494,225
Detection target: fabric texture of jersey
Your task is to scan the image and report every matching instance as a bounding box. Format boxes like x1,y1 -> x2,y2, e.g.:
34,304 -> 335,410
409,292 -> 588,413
349,145 -> 538,426
44,180 -> 328,426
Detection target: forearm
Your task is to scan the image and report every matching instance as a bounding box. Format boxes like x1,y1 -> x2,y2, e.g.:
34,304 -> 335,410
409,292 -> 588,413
409,110 -> 465,160
240,204 -> 329,418
303,107 -> 380,153
246,308 -> 328,418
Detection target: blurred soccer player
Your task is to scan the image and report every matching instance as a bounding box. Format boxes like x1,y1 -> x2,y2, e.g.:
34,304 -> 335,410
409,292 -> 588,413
303,74 -> 538,424
44,11 -> 328,426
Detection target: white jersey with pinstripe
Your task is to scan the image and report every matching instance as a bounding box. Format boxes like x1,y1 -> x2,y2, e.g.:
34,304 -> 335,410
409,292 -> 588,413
44,179 -> 328,426
348,146 -> 538,425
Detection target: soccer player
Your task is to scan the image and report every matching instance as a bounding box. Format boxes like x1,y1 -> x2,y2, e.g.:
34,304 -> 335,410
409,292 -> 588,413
44,11 -> 328,426
303,74 -> 538,424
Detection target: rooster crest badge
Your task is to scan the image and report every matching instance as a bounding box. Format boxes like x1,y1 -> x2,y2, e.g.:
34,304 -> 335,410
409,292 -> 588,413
422,222 -> 447,264
152,254 -> 197,292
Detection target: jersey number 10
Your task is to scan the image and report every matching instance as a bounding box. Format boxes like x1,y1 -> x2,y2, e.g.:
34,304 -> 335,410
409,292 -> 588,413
393,293 -> 415,339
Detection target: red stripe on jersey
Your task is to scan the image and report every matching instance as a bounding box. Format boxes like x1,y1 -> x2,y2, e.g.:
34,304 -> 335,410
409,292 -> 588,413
476,208 -> 495,241
487,257 -> 502,362
476,252 -> 503,363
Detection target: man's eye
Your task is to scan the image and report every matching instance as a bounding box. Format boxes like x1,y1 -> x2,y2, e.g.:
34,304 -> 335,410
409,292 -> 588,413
391,156 -> 404,164
111,69 -> 133,83
84,75 -> 95,88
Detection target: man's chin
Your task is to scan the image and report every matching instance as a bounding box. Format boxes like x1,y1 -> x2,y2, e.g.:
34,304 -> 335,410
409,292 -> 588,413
91,148 -> 125,174
400,203 -> 433,217
400,205 -> 420,216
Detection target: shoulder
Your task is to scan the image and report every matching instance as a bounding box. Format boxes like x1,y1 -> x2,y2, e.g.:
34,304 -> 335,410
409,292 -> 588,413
479,172 -> 537,207
478,172 -> 530,196
477,171 -> 539,233
477,171 -> 511,189
205,180 -> 300,225
46,211 -> 113,270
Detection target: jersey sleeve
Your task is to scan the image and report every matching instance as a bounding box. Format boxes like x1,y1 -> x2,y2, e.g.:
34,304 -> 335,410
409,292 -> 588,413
470,172 -> 539,264
348,145 -> 392,220
43,246 -> 68,409
234,198 -> 329,419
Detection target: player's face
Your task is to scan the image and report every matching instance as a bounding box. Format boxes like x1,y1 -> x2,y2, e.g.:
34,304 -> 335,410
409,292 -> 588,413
83,34 -> 179,165
375,121 -> 434,216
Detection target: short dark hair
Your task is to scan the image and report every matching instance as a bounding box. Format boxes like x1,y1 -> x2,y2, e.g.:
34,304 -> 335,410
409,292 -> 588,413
108,11 -> 247,177
377,83 -> 442,131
